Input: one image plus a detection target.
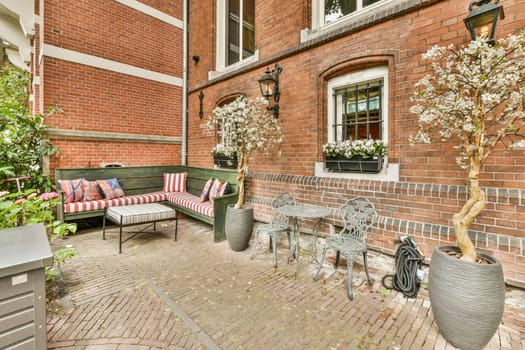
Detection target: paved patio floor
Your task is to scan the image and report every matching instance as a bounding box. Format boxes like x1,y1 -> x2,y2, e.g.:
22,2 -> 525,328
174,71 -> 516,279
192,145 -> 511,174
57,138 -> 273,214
47,218 -> 525,349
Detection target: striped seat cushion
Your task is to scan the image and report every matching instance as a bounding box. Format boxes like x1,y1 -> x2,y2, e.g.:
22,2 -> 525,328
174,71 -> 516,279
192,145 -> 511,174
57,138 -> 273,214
64,199 -> 107,214
106,191 -> 168,208
105,203 -> 175,226
166,192 -> 214,217
64,191 -> 168,214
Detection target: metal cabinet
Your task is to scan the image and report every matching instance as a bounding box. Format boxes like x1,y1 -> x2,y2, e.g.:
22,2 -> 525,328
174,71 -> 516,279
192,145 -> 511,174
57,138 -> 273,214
0,224 -> 53,350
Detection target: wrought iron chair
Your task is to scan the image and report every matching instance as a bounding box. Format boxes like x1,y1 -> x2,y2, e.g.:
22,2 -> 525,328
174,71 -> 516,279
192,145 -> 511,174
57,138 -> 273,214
250,192 -> 295,268
313,197 -> 377,300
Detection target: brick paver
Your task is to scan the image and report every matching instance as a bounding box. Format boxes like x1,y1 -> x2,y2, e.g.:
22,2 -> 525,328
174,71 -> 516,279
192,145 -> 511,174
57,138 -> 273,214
47,218 -> 525,349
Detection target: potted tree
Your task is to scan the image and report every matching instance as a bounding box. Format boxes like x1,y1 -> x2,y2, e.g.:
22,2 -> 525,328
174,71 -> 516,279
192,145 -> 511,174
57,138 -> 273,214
207,96 -> 283,251
410,31 -> 525,349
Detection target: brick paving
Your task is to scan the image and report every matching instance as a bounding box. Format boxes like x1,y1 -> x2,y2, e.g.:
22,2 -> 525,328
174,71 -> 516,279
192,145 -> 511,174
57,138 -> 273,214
47,218 -> 525,350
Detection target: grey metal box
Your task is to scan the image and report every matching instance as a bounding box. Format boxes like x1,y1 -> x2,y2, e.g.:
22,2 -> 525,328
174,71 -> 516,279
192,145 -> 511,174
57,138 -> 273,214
0,224 -> 53,350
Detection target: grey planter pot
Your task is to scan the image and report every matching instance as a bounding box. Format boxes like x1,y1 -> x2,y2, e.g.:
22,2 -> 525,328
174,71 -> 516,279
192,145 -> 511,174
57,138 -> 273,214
224,205 -> 253,251
429,246 -> 505,350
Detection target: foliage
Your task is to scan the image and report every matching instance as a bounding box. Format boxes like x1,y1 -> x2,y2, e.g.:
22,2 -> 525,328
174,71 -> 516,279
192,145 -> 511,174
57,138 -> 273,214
410,31 -> 525,262
0,189 -> 77,282
323,139 -> 387,158
0,66 -> 60,192
207,96 -> 283,208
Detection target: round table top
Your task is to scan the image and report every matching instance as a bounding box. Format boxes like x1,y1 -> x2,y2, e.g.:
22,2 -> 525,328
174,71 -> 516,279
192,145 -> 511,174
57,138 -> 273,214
275,204 -> 331,218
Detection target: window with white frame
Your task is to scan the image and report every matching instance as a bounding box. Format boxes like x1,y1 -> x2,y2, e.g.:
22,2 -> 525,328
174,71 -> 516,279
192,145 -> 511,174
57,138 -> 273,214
311,0 -> 390,29
215,0 -> 255,70
327,66 -> 388,144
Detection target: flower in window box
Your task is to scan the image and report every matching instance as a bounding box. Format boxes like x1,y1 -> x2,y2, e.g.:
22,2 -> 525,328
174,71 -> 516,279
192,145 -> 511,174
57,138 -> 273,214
322,139 -> 387,173
211,143 -> 237,159
322,139 -> 387,159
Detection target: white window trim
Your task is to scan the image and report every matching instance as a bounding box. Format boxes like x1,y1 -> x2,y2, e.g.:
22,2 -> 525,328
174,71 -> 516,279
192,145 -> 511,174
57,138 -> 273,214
210,0 -> 259,80
316,65 -> 399,181
302,0 -> 395,43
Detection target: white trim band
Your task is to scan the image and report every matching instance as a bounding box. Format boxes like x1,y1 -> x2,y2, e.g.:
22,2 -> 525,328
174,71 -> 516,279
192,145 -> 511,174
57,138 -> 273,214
43,44 -> 183,87
45,128 -> 182,144
114,0 -> 183,28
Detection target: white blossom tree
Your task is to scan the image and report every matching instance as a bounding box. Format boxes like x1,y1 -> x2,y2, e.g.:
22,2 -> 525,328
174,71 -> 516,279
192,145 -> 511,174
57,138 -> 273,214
207,96 -> 283,208
410,30 -> 525,263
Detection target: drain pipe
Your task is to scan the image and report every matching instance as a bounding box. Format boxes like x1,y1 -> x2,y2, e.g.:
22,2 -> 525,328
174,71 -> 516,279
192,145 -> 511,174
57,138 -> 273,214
181,0 -> 188,165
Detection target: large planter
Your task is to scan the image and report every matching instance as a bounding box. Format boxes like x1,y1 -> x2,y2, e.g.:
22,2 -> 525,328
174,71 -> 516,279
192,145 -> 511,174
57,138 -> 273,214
325,155 -> 382,173
224,205 -> 253,251
428,246 -> 505,350
213,155 -> 237,169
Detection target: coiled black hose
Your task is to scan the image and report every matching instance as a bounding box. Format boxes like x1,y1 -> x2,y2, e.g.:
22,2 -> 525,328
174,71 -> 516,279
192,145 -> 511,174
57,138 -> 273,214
382,242 -> 424,298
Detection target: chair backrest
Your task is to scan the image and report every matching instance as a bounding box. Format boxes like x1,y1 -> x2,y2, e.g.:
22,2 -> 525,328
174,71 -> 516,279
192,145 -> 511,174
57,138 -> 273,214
338,197 -> 377,239
270,192 -> 296,225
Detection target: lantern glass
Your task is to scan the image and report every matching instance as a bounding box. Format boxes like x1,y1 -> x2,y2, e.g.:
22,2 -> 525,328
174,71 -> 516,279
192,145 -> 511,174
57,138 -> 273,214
258,73 -> 276,99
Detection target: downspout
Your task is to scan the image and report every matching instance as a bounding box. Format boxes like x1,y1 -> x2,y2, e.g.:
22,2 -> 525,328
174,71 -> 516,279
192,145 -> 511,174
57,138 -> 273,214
181,0 -> 188,165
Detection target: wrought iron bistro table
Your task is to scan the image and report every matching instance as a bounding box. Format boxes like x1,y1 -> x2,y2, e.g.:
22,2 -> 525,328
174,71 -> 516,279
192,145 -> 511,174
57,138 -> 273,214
274,204 -> 332,275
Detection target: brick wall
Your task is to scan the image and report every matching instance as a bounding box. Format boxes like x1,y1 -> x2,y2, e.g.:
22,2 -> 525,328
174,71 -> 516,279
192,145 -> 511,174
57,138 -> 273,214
188,0 -> 525,286
35,0 -> 184,171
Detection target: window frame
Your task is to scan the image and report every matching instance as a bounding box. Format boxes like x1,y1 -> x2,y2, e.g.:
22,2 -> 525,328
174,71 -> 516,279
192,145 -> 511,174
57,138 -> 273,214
315,65 -> 398,180
327,66 -> 388,144
213,0 -> 258,79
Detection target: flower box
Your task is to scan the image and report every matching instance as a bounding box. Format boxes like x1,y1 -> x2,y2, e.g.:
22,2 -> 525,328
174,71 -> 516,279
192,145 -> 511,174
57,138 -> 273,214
213,155 -> 238,169
325,155 -> 383,173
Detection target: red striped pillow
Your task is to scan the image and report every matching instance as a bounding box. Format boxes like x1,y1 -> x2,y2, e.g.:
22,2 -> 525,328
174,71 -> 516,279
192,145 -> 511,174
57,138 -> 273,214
163,172 -> 187,192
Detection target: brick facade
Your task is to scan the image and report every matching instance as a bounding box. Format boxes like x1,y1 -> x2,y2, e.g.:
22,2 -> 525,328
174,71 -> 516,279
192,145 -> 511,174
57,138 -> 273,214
187,0 -> 525,286
33,0 -> 184,170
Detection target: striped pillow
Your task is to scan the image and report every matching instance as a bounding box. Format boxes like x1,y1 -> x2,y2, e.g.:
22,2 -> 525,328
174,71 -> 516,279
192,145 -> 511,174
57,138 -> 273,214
96,178 -> 125,200
199,177 -> 214,202
59,178 -> 84,204
163,172 -> 187,192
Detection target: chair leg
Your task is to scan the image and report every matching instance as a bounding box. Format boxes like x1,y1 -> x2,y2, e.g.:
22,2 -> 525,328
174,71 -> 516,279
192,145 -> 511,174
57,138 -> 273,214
334,250 -> 341,268
363,251 -> 371,285
272,233 -> 278,268
313,245 -> 328,281
346,258 -> 355,300
250,229 -> 260,260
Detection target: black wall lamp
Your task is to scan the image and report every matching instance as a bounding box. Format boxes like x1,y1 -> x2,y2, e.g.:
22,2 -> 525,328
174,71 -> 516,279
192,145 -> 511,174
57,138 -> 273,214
464,0 -> 504,44
258,63 -> 282,118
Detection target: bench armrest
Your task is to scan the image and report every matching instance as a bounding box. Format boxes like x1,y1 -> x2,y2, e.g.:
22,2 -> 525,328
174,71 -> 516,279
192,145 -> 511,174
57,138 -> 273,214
212,192 -> 239,241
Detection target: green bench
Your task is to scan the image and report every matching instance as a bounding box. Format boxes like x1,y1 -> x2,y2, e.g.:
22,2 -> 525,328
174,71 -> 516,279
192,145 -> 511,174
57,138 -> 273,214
55,165 -> 239,242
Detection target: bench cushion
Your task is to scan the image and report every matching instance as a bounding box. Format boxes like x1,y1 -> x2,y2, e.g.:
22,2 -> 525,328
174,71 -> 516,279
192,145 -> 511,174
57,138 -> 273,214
107,191 -> 168,208
166,192 -> 214,217
64,191 -> 168,214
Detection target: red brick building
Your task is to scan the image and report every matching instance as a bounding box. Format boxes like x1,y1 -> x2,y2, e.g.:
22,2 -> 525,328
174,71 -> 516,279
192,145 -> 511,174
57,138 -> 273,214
1,0 -> 524,286
186,0 -> 525,287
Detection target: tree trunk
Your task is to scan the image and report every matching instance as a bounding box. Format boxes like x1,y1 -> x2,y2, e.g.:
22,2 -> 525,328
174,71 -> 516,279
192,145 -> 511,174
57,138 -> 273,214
453,162 -> 485,263
235,151 -> 249,209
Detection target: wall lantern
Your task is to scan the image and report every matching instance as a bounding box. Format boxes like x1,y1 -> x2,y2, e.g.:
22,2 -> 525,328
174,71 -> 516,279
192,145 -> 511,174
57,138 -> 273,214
258,63 -> 282,118
464,0 -> 504,44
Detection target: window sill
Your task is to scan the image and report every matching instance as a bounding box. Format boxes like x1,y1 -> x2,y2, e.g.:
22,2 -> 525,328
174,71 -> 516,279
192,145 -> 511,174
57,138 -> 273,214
208,50 -> 259,81
314,161 -> 399,181
301,0 -> 399,44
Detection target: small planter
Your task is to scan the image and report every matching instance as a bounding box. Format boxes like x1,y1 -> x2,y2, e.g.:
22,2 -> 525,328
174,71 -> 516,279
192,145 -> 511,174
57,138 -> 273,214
225,205 -> 253,251
325,155 -> 382,173
213,155 -> 238,169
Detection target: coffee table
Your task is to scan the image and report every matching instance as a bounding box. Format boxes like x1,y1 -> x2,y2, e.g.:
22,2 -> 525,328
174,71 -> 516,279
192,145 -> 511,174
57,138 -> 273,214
102,203 -> 177,253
